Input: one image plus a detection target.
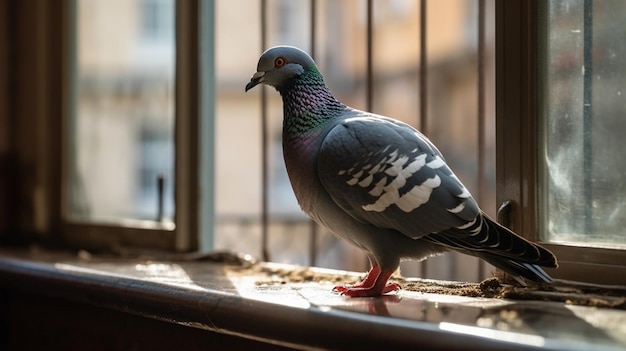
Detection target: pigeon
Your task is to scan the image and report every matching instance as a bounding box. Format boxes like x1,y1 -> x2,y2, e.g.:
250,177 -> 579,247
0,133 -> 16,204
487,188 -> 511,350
245,46 -> 558,297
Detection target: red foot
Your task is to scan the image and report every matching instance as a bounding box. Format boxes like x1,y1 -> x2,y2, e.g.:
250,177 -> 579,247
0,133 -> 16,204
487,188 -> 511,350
334,283 -> 400,297
333,266 -> 400,297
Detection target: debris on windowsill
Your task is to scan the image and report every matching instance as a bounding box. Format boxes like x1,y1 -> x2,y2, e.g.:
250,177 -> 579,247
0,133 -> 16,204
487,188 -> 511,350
229,262 -> 626,310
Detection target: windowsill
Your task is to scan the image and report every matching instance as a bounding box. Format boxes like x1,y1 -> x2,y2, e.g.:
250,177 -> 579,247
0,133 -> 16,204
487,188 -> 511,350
0,248 -> 625,350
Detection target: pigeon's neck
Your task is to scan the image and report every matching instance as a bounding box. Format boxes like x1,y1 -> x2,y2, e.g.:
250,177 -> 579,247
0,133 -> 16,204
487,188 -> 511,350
278,69 -> 347,214
279,68 -> 347,142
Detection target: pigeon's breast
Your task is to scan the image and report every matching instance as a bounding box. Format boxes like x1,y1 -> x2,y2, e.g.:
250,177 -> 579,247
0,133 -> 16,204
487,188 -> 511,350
282,128 -> 331,215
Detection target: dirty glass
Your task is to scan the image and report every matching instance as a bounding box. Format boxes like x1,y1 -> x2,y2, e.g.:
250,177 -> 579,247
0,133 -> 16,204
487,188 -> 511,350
540,1 -> 626,247
68,0 -> 175,225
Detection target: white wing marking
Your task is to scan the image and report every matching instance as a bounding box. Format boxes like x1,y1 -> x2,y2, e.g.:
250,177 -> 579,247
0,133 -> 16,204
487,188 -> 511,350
426,156 -> 446,169
447,203 -> 465,214
369,178 -> 387,197
362,154 -> 433,212
358,174 -> 373,187
395,176 -> 442,213
456,217 -> 477,230
385,155 -> 409,176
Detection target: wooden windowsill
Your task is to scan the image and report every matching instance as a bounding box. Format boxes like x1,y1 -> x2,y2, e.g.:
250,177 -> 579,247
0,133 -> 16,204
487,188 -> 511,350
0,248 -> 624,350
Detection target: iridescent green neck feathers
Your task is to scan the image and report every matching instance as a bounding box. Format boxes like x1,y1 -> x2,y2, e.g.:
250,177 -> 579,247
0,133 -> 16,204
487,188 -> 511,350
279,68 -> 347,139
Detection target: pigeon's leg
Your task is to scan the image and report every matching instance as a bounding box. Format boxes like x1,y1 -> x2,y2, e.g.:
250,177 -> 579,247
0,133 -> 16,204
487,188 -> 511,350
333,266 -> 400,297
334,266 -> 381,291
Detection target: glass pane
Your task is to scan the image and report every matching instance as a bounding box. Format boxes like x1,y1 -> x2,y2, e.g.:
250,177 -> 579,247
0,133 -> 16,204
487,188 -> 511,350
540,1 -> 626,247
68,0 -> 175,225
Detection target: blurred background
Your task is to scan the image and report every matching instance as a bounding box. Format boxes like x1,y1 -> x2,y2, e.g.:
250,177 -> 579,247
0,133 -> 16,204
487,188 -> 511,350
70,0 -> 496,281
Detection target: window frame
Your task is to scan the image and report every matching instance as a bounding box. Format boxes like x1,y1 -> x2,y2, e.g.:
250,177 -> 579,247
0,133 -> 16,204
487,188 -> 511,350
496,0 -> 626,285
57,0 -> 208,252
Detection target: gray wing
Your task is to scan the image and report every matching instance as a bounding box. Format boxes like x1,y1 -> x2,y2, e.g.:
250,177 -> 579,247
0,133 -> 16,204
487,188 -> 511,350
317,114 -> 480,239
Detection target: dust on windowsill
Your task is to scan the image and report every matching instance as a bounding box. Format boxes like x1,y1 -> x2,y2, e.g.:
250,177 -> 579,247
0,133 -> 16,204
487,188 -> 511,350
232,263 -> 626,310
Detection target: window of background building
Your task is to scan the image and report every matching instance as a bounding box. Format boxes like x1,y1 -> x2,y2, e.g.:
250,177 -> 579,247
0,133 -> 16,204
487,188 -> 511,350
68,0 -> 175,225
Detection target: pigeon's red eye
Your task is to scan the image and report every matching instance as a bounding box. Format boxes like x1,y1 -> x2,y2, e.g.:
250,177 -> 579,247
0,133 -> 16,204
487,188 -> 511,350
274,57 -> 286,68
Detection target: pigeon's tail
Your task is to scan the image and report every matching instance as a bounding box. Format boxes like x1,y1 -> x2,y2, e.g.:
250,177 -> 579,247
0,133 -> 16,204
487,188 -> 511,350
424,212 -> 557,284
475,214 -> 557,284
478,253 -> 554,284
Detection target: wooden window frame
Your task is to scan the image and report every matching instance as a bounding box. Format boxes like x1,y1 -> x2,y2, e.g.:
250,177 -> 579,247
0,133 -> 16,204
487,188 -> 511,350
496,0 -> 626,285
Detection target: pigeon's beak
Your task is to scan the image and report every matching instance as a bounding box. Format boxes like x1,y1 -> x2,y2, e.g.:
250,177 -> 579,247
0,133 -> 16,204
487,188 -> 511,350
245,71 -> 265,92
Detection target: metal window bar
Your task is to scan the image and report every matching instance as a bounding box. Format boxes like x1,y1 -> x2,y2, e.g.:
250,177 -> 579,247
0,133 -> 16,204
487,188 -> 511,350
419,0 -> 428,134
308,0 -> 319,267
255,0 -> 491,281
260,0 -> 270,262
418,0 -> 428,278
477,0 -> 487,278
582,0 -> 593,234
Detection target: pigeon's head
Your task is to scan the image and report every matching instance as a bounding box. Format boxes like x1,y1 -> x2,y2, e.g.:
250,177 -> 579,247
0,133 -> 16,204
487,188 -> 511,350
245,46 -> 317,92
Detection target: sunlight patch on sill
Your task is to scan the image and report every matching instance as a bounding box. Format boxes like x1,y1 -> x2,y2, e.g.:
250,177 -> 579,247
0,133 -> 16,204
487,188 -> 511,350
439,322 -> 545,348
224,270 -> 313,309
54,262 -> 207,292
118,218 -> 176,230
566,304 -> 626,346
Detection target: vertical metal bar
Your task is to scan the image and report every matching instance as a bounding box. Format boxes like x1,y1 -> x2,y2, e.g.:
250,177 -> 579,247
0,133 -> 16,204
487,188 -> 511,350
477,0 -> 486,279
310,0 -> 317,59
362,0 -> 374,271
175,0 -> 200,251
64,0 -> 78,225
477,0 -> 486,204
308,0 -> 318,267
53,0 -> 67,236
419,0 -> 428,133
366,0 -> 374,112
199,0 -> 216,252
582,0 -> 593,235
418,0 -> 427,278
260,0 -> 270,261
157,173 -> 165,221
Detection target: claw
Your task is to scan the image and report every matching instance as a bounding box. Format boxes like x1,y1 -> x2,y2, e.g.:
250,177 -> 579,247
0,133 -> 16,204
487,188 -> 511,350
332,266 -> 399,297
333,283 -> 401,297
332,285 -> 348,293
